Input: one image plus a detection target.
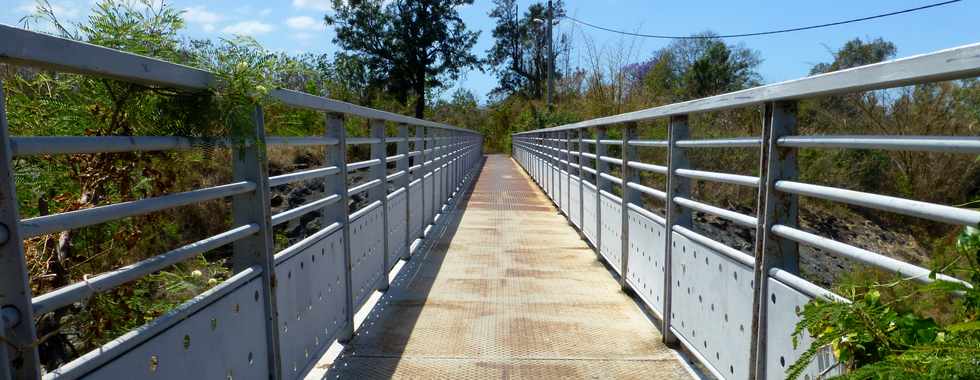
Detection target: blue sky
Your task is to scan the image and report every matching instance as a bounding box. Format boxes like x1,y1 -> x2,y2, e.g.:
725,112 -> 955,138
1,0 -> 976,104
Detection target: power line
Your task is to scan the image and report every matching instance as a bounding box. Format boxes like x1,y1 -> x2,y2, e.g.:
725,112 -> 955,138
562,0 -> 962,39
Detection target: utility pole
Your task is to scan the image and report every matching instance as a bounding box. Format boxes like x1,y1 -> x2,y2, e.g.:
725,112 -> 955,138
546,0 -> 554,110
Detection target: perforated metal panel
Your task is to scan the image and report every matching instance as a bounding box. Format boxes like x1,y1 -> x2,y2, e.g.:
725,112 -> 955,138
423,173 -> 434,226
670,231 -> 754,379
599,192 -> 622,274
409,179 -> 424,240
626,207 -> 667,317
350,203 -> 385,309
569,176 -> 581,228
766,277 -> 843,380
558,171 -> 567,213
582,183 -> 597,245
275,229 -> 348,377
79,276 -> 269,380
387,189 -> 408,269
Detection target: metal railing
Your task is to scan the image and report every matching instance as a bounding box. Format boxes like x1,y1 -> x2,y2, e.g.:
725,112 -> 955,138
513,41 -> 980,380
0,25 -> 483,380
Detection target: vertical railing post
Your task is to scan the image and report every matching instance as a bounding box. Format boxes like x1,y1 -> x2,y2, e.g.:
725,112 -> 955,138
549,132 -> 556,202
396,124 -> 410,260
620,123 -> 639,290
324,113 -> 354,343
750,101 -> 800,379
417,126 -> 427,239
230,105 -> 282,379
577,129 -> 584,228
368,119 -> 389,291
663,114 -> 691,347
564,130 -> 571,216
594,127 -> 610,255
0,82 -> 42,380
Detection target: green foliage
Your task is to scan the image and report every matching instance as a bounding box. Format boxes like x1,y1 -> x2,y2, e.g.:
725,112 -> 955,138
326,0 -> 482,117
486,0 -> 567,99
788,226 -> 980,379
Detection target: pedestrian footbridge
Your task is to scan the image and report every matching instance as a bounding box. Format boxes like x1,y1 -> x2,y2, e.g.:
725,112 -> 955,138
2,25 -> 980,380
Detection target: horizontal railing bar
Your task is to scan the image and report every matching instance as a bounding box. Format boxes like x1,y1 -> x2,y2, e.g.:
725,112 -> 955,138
582,139 -> 597,144
599,156 -> 623,165
387,170 -> 406,181
673,196 -> 758,228
0,24 -> 214,89
676,137 -> 761,148
347,158 -> 383,172
627,202 -> 666,225
271,194 -> 341,226
20,182 -> 256,238
673,225 -> 754,268
600,189 -> 621,202
516,42 -> 980,132
772,225 -> 969,286
581,166 -> 597,175
598,139 -> 622,145
350,200 -> 382,220
274,222 -> 342,265
581,152 -> 597,160
628,161 -> 668,174
674,169 -> 760,188
627,139 -> 668,147
32,224 -> 259,315
10,136 -> 234,156
626,182 -> 667,200
347,137 -> 382,145
270,89 -> 475,133
386,154 -> 406,163
409,164 -> 423,173
348,179 -> 383,196
599,172 -> 623,185
777,135 -> 980,153
776,180 -> 980,226
266,136 -> 339,146
269,166 -> 340,187
769,268 -> 848,303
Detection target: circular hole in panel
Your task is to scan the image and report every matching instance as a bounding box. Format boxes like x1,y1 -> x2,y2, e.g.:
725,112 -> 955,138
234,304 -> 240,314
780,356 -> 786,367
248,352 -> 254,365
183,334 -> 191,350
211,318 -> 218,331
227,369 -> 234,380
730,365 -> 734,374
771,293 -> 777,304
254,290 -> 260,302
149,355 -> 159,372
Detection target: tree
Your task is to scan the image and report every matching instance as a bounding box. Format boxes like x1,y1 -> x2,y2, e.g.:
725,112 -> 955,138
326,0 -> 481,118
810,37 -> 896,75
486,0 -> 568,99
627,32 -> 760,102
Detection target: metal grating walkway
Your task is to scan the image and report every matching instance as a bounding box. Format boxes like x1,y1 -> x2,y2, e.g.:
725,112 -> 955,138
322,155 -> 692,379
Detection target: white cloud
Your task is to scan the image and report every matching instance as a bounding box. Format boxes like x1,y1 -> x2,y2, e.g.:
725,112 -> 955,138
221,20 -> 275,36
182,6 -> 221,32
18,1 -> 82,19
259,8 -> 273,17
286,16 -> 325,31
292,0 -> 332,12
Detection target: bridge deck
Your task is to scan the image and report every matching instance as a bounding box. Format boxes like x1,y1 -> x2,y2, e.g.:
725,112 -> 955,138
324,154 -> 691,379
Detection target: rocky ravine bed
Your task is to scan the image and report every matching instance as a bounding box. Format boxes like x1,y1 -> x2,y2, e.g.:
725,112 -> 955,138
690,206 -> 928,288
